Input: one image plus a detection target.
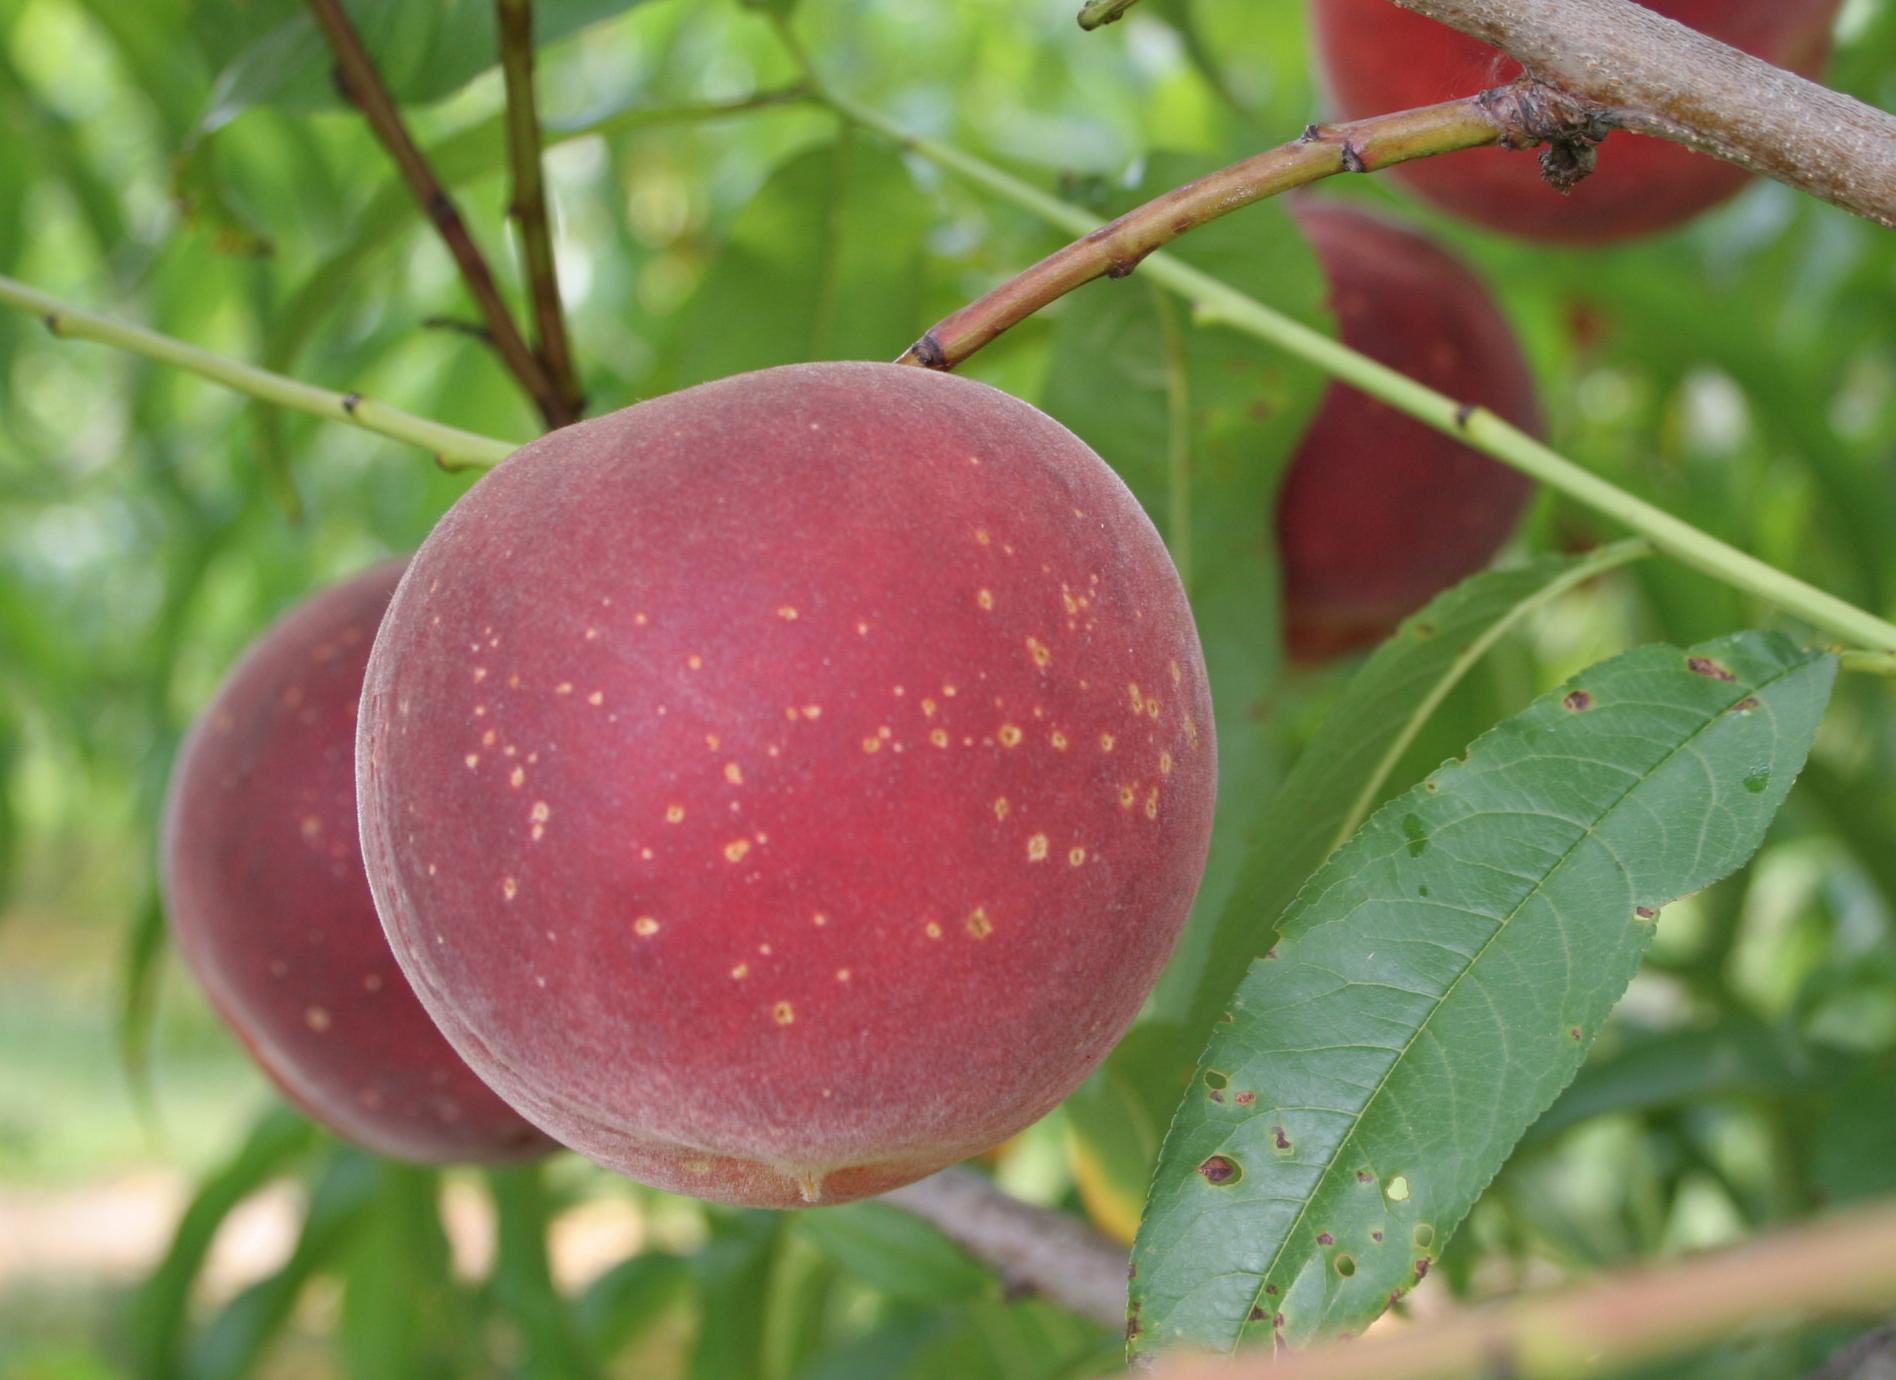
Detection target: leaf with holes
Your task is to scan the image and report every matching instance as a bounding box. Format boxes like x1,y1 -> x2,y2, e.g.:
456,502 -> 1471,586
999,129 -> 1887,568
1128,631 -> 1835,1356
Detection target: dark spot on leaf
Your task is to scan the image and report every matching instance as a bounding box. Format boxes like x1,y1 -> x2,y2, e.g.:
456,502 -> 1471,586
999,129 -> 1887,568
1272,1127 -> 1292,1153
1235,1090 -> 1256,1105
1570,1026 -> 1583,1041
1732,696 -> 1761,713
1412,621 -> 1438,638
1209,1090 -> 1223,1102
1687,656 -> 1736,681
1424,781 -> 1439,793
1563,689 -> 1593,712
1356,1170 -> 1374,1184
1415,1257 -> 1432,1281
1372,1230 -> 1385,1243
1274,1313 -> 1286,1329
1128,1261 -> 1136,1280
1453,402 -> 1475,429
1316,1231 -> 1334,1246
1249,1306 -> 1267,1321
1263,948 -> 1279,961
1198,1155 -> 1240,1186
1635,906 -> 1658,921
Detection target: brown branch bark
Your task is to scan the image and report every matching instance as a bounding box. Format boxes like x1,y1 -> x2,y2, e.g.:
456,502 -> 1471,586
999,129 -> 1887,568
496,0 -> 584,423
1388,0 -> 1896,228
897,83 -> 1593,371
882,1168 -> 1128,1329
303,0 -> 573,429
1157,1199 -> 1896,1380
1808,1325 -> 1896,1380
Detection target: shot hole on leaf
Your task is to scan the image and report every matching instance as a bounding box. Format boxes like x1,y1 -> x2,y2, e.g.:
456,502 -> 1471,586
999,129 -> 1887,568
1413,1223 -> 1435,1249
1335,1253 -> 1357,1278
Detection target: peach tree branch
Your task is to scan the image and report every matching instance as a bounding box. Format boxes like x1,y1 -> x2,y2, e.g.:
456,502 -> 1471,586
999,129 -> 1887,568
882,1168 -> 1128,1329
496,0 -> 584,421
895,82 -> 1594,370
1158,1198 -> 1896,1380
303,0 -> 574,428
0,275 -> 518,470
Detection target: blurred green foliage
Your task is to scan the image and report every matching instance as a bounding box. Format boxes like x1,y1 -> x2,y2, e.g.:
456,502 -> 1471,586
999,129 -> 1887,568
1,0 -> 1894,1375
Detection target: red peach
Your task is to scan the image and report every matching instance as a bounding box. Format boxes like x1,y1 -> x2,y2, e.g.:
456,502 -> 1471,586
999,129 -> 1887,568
1279,201 -> 1541,661
161,562 -> 551,1163
356,362 -> 1216,1207
1311,0 -> 1840,243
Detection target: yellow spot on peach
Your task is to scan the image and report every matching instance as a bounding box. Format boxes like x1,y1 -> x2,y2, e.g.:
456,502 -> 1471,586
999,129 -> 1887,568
1128,682 -> 1144,713
556,682 -> 573,696
977,588 -> 995,611
942,684 -> 958,698
1170,659 -> 1183,686
975,528 -> 991,545
1146,696 -> 1162,720
686,654 -> 703,671
1027,834 -> 1049,862
776,606 -> 798,621
633,916 -> 660,937
802,705 -> 823,720
1068,847 -> 1086,867
1050,730 -> 1068,750
508,674 -> 522,688
640,847 -> 653,860
472,703 -> 485,717
1145,788 -> 1160,820
465,753 -> 480,769
921,698 -> 938,717
665,805 -> 685,824
965,906 -> 994,940
588,690 -> 604,706
724,762 -> 743,785
835,968 -> 851,983
785,706 -> 800,721
998,724 -> 1023,748
731,963 -> 750,979
856,620 -> 870,636
300,815 -> 322,840
1100,733 -> 1116,752
1026,637 -> 1051,668
531,825 -> 546,843
862,737 -> 882,754
482,729 -> 497,747
1160,751 -> 1174,775
472,667 -> 488,683
305,1006 -> 332,1032
724,839 -> 752,863
924,920 -> 943,940
772,1001 -> 795,1026
1062,589 -> 1080,616
704,733 -> 721,751
633,611 -> 649,626
812,912 -> 829,927
585,627 -> 600,641
530,801 -> 550,824
502,877 -> 518,901
1119,785 -> 1137,809
930,728 -> 950,748
363,974 -> 384,993
878,725 -> 893,740
1184,712 -> 1201,747
994,798 -> 1010,820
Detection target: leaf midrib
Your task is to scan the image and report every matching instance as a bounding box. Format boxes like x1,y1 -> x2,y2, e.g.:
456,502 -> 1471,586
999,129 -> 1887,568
1227,656 -> 1805,1352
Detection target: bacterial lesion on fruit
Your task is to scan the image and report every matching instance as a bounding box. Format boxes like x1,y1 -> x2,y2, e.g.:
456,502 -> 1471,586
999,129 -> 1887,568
722,838 -> 752,863
1027,833 -> 1049,861
998,724 -> 1023,748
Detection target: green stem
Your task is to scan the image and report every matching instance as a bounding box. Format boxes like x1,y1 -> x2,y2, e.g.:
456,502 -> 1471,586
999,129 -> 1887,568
799,75 -> 1896,656
1842,650 -> 1896,677
0,275 -> 518,470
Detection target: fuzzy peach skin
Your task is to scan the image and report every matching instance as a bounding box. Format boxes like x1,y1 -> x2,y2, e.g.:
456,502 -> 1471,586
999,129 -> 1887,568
161,562 -> 552,1163
1311,0 -> 1840,244
1279,202 -> 1541,661
356,362 -> 1217,1208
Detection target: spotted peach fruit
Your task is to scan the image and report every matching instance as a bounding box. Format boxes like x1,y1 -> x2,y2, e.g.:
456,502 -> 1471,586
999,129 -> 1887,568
1279,202 -> 1541,661
357,361 -> 1217,1207
161,561 -> 552,1163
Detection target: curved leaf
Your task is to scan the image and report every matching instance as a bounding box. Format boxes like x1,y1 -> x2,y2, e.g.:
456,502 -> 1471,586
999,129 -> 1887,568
1130,631 -> 1835,1355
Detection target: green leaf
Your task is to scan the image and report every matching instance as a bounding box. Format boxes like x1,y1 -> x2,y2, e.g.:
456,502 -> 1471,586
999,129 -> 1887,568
1187,541 -> 1652,1045
487,1165 -> 601,1380
675,132 -> 931,386
129,1107 -> 320,1378
187,1147 -> 380,1380
578,1251 -> 691,1359
688,1210 -> 784,1380
1065,544 -> 1648,1237
338,1163 -> 462,1380
797,1202 -> 992,1304
1130,631 -> 1835,1355
198,1 -> 648,122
